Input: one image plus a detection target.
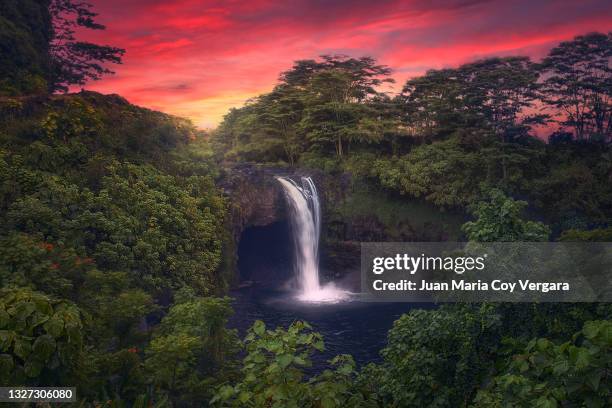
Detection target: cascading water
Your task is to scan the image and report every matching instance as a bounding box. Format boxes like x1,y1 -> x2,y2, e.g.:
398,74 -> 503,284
276,176 -> 349,302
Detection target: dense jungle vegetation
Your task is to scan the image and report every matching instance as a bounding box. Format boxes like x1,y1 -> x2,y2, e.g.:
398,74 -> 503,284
0,1 -> 610,407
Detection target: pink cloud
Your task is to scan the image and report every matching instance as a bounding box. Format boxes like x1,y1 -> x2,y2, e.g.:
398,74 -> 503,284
81,0 -> 612,128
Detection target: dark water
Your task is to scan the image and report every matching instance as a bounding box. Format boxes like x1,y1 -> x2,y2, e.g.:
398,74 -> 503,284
228,286 -> 430,370
232,220 -> 431,370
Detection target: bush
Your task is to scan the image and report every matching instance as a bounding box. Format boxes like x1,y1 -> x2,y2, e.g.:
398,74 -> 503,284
473,320 -> 612,407
213,320 -> 376,408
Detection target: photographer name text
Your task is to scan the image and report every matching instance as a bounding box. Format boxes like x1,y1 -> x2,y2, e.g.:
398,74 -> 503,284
372,279 -> 570,293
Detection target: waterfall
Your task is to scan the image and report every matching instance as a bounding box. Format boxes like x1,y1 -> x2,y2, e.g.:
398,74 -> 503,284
276,176 -> 349,302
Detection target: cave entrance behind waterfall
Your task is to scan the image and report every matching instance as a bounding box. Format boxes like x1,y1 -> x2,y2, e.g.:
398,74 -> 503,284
237,220 -> 294,287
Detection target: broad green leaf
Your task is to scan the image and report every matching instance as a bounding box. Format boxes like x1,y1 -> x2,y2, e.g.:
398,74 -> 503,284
585,371 -> 601,391
0,330 -> 15,351
337,363 -> 353,376
23,358 -> 43,378
253,320 -> 265,336
238,391 -> 251,403
0,354 -> 13,376
321,396 -> 336,408
277,353 -> 293,369
534,396 -> 557,408
13,338 -> 32,360
43,316 -> 64,338
14,302 -> 35,321
0,309 -> 9,329
551,358 -> 569,375
32,334 -> 56,362
574,348 -> 591,370
582,321 -> 599,340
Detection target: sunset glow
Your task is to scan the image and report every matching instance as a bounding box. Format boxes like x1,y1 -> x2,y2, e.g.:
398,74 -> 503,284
82,0 -> 612,128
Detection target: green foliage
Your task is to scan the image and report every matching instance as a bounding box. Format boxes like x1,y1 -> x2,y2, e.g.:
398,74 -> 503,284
473,320 -> 612,407
372,136 -> 488,207
213,55 -> 393,163
212,320 -> 375,408
370,128 -> 547,210
146,295 -> 239,405
559,227 -> 612,241
1,0 -> 124,95
0,0 -> 51,95
462,189 -> 550,242
0,160 -> 225,295
326,182 -> 463,242
94,162 -> 225,293
40,97 -> 103,141
528,143 -> 612,225
298,68 -> 389,158
0,91 -> 228,404
360,304 -> 610,408
362,305 -> 502,407
0,288 -> 83,385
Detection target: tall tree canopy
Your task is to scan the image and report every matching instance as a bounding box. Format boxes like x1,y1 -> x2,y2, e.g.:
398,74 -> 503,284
214,55 -> 394,161
0,0 -> 124,94
540,32 -> 612,141
400,57 -> 544,141
49,0 -> 124,92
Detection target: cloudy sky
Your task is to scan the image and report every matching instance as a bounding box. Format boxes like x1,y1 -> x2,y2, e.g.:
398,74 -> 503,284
83,0 -> 612,128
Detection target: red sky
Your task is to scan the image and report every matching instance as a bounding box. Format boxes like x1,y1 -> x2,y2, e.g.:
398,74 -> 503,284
82,0 -> 612,128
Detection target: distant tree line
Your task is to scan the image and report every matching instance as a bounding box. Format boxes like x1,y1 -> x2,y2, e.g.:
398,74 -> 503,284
215,32 -> 611,162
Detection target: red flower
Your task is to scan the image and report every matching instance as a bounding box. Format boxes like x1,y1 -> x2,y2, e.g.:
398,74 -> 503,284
50,263 -> 60,270
127,347 -> 138,353
40,243 -> 54,251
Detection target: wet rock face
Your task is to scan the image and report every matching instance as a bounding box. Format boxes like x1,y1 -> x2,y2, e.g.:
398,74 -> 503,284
220,163 -> 336,236
219,164 -> 290,236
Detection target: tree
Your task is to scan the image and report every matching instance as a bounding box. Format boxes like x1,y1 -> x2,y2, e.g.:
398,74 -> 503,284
221,85 -> 306,165
0,0 -> 52,95
400,58 -> 545,182
300,68 -> 388,158
145,295 -> 239,405
399,67 -> 467,139
462,188 -> 550,242
281,55 -> 393,98
257,85 -> 305,165
49,0 -> 125,92
400,58 -> 543,141
460,57 -> 543,139
372,136 -> 488,208
361,305 -> 503,408
283,56 -> 395,159
540,32 -> 612,141
214,55 -> 394,161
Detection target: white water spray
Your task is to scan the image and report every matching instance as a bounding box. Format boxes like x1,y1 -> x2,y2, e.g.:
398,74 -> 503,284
276,176 -> 349,302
